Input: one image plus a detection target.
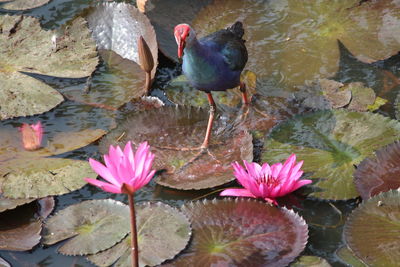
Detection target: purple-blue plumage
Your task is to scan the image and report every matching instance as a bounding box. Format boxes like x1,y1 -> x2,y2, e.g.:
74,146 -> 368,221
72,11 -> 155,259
180,22 -> 248,92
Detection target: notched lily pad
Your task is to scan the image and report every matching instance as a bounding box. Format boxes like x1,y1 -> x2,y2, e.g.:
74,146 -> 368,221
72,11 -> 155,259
0,14 -> 98,119
162,198 -> 308,267
86,2 -> 158,78
0,0 -> 50,10
355,141 -> 400,200
262,110 -> 400,200
43,199 -> 130,256
344,190 -> 400,266
87,202 -> 191,267
1,158 -> 95,199
99,106 -> 253,190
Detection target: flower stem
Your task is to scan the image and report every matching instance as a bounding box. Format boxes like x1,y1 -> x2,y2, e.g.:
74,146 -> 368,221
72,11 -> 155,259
128,193 -> 139,267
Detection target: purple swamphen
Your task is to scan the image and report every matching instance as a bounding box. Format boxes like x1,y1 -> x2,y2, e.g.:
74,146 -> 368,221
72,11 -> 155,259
174,22 -> 248,149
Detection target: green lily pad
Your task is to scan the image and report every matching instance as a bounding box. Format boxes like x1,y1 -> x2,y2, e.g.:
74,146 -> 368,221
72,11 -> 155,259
290,256 -> 331,267
344,190 -> 400,266
99,106 -> 253,190
0,158 -> 95,199
0,195 -> 35,213
336,246 -> 367,267
0,0 -> 50,10
0,14 -> 98,119
355,142 -> 400,200
86,2 -> 158,78
162,198 -> 308,267
190,0 -> 400,87
262,110 -> 400,200
42,199 -> 130,256
87,202 -> 191,267
346,82 -> 376,112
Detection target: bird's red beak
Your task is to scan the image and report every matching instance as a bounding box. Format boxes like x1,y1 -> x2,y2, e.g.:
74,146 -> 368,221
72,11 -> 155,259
174,24 -> 190,59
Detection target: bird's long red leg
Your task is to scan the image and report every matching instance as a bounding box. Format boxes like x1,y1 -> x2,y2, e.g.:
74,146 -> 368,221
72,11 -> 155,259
201,92 -> 216,149
239,82 -> 249,105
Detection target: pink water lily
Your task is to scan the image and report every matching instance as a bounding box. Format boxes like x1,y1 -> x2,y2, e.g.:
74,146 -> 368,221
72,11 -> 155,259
220,154 -> 312,205
85,141 -> 155,195
19,121 -> 43,151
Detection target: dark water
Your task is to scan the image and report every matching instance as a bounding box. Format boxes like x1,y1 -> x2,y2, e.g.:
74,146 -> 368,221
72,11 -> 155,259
1,0 -> 398,266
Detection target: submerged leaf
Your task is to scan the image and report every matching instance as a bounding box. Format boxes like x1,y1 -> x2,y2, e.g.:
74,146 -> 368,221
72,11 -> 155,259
344,190 -> 400,266
87,202 -> 191,267
354,142 -> 400,200
43,199 -> 130,256
86,2 -> 158,78
162,198 -> 308,267
99,106 -> 253,190
262,110 -> 400,200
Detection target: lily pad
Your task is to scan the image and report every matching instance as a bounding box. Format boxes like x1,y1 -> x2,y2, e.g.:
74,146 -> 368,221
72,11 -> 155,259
0,158 -> 95,199
162,198 -> 308,267
0,14 -> 98,119
344,190 -> 400,266
336,246 -> 367,267
346,82 -> 376,112
87,202 -> 191,267
42,199 -> 130,256
0,220 -> 42,251
0,257 -> 10,267
99,106 -> 253,190
86,2 -> 158,78
0,195 -> 35,213
0,0 -> 50,10
354,142 -> 400,200
190,0 -> 400,86
262,110 -> 400,200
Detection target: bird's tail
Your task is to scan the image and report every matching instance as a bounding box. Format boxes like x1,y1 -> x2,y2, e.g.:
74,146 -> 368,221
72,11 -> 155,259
228,21 -> 244,39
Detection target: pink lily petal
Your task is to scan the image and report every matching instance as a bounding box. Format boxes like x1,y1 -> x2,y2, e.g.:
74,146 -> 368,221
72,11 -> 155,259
89,158 -> 121,186
220,188 -> 257,198
85,178 -> 122,194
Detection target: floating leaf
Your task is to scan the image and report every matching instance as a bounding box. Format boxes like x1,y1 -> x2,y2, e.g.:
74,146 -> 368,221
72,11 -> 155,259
0,14 -> 98,120
367,96 -> 387,112
344,190 -> 400,266
336,246 -> 367,267
87,202 -> 191,267
1,158 -> 95,199
0,0 -> 50,10
346,82 -> 376,112
354,142 -> 400,200
99,106 -> 253,190
86,2 -> 158,78
0,195 -> 34,213
262,110 -> 400,200
162,199 -> 308,267
290,256 -> 331,267
43,199 -> 130,256
0,256 -> 10,267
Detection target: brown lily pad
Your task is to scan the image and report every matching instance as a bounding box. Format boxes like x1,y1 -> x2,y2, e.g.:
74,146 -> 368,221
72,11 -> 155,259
86,2 -> 158,78
99,106 -> 253,190
354,141 -> 400,200
0,195 -> 35,213
87,202 -> 191,267
42,199 -> 130,256
0,0 -> 50,10
162,198 -> 308,267
344,189 -> 400,266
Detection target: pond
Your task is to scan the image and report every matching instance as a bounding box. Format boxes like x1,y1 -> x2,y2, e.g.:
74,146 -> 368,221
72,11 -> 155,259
1,0 -> 400,266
